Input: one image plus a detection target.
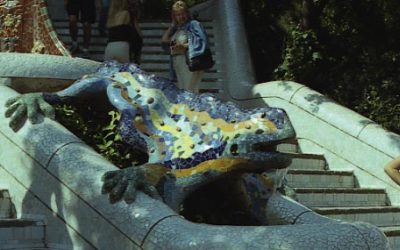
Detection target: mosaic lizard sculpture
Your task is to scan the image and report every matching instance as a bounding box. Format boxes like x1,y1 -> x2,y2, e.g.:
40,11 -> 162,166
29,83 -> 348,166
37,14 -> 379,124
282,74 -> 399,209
4,61 -> 295,217
2,57 -> 390,249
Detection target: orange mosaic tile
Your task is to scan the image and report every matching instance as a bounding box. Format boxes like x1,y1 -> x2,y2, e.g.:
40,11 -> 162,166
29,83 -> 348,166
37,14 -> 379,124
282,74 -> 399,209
0,0 -> 69,55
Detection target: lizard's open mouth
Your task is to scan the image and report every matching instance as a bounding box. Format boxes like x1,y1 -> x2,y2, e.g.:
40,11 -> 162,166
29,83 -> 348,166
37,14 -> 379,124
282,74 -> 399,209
229,138 -> 294,156
252,138 -> 296,153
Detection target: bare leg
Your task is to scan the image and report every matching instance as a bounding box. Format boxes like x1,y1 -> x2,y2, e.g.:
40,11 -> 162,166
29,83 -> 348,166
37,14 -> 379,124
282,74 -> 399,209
82,22 -> 92,50
68,15 -> 78,43
173,55 -> 203,93
188,70 -> 203,94
67,15 -> 79,53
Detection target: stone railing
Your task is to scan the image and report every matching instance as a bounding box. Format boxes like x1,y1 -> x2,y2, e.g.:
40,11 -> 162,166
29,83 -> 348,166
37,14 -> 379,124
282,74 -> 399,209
191,0 -> 257,101
242,81 -> 400,206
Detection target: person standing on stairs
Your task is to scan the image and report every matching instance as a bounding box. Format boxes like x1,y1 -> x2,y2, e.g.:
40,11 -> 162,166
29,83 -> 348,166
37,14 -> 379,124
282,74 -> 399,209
98,0 -> 110,36
384,156 -> 400,185
64,0 -> 103,58
161,1 -> 210,94
104,0 -> 143,64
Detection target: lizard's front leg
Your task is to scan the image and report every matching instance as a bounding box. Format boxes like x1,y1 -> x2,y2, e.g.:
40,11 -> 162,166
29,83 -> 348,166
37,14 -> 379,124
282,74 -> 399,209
4,76 -> 111,131
101,164 -> 168,203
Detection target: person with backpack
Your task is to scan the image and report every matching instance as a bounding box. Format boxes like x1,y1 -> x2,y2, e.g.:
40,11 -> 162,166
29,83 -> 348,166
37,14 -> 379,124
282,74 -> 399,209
161,1 -> 213,93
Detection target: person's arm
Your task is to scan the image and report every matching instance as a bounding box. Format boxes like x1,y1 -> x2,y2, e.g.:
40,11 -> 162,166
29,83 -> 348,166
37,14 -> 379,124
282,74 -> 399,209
384,156 -> 400,185
161,24 -> 175,51
161,25 -> 174,44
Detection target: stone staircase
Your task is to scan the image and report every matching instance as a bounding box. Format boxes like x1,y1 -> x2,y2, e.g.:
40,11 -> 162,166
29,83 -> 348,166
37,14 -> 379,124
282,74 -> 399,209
51,19 -> 224,95
278,142 -> 400,249
2,147 -> 398,249
0,189 -> 51,249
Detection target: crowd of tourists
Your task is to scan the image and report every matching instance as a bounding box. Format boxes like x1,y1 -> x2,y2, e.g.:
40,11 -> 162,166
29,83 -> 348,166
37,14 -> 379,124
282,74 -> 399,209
64,0 -> 213,94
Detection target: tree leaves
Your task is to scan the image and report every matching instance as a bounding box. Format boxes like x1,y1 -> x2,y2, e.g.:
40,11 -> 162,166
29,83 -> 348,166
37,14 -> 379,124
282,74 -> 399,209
243,0 -> 400,133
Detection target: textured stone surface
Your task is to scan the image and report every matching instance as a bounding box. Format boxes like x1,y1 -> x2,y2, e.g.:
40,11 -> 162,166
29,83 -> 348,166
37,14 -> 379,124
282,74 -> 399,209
0,165 -> 93,249
265,194 -> 332,225
143,216 -> 387,250
47,142 -> 177,246
0,86 -> 167,248
0,53 -> 99,79
0,86 -> 82,166
213,0 -> 256,100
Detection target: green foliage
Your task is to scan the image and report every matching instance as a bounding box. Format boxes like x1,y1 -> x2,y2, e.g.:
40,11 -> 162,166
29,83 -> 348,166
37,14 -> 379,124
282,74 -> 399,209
242,0 -> 400,133
356,84 -> 400,131
273,24 -> 322,83
54,104 -> 148,168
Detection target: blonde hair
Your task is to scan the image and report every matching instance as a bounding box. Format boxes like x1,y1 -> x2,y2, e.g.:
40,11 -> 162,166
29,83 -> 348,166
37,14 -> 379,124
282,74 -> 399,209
172,1 -> 188,12
107,0 -> 131,28
171,1 -> 190,23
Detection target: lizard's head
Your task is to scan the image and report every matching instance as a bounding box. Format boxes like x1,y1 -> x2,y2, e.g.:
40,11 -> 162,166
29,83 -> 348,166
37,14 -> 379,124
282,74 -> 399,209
161,105 -> 296,212
222,106 -> 296,164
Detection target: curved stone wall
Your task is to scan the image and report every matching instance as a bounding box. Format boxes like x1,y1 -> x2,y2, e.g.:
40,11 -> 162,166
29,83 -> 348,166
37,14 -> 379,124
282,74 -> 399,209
0,84 -> 389,249
0,53 -> 391,249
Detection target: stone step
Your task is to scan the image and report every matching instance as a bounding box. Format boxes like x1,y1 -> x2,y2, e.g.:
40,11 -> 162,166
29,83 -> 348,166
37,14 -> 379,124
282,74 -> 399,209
141,37 -> 216,45
139,70 -> 222,83
51,19 -> 214,29
287,169 -> 355,188
314,206 -> 400,227
64,48 -> 222,69
287,153 -> 327,170
0,219 -> 46,249
294,188 -> 388,207
276,140 -> 300,153
54,27 -> 215,38
134,54 -> 171,61
127,54 -> 220,63
381,226 -> 400,250
137,62 -> 219,71
64,56 -> 223,85
56,33 -> 216,46
135,68 -> 220,78
58,39 -> 217,55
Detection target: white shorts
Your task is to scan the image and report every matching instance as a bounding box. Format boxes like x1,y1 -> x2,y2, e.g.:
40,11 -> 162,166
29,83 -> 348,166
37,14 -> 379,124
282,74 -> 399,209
172,54 -> 204,94
104,41 -> 130,63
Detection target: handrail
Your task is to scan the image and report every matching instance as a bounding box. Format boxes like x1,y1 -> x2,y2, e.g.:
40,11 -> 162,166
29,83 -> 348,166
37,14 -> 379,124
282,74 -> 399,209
248,81 -> 400,205
215,0 -> 257,100
192,0 -> 257,101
